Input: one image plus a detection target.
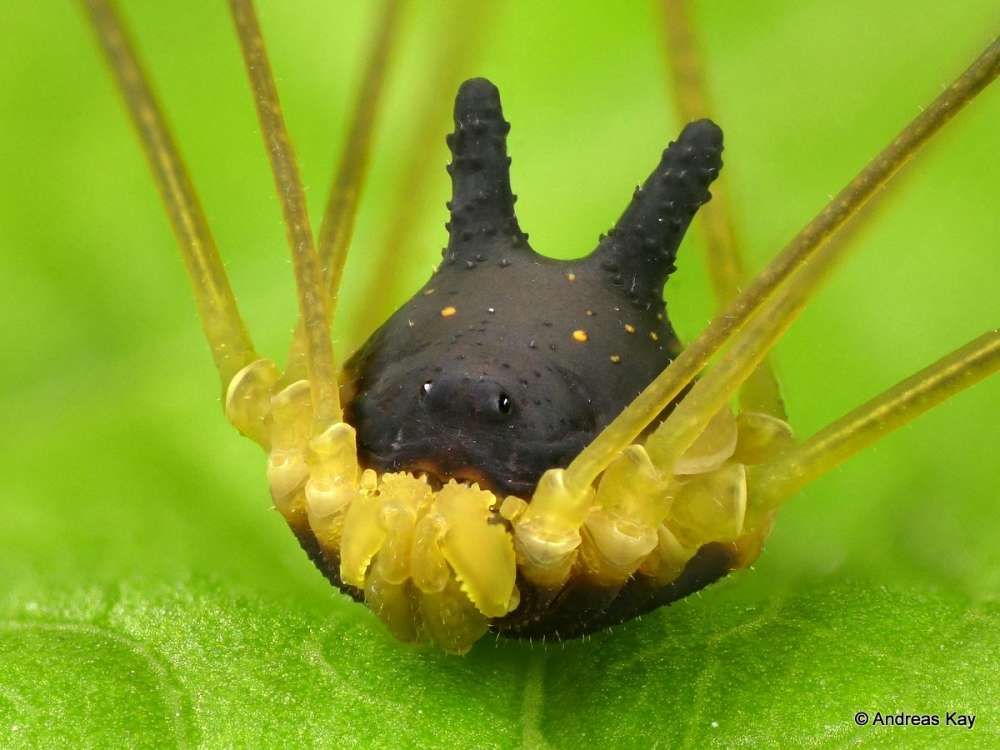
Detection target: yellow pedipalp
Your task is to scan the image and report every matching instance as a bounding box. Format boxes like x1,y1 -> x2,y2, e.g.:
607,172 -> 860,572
435,482 -> 517,618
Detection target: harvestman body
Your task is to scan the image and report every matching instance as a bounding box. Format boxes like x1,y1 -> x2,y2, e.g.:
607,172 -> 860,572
82,0 -> 999,652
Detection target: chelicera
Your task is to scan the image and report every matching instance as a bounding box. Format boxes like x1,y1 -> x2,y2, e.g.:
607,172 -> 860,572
82,0 -> 1000,653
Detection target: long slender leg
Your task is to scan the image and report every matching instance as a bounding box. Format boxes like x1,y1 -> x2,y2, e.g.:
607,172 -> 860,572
660,0 -> 784,417
349,2 -> 490,350
660,0 -> 743,305
81,0 -> 258,393
283,0 -> 404,384
750,331 -> 1000,514
229,0 -> 339,430
319,0 -> 403,311
562,35 -> 1000,492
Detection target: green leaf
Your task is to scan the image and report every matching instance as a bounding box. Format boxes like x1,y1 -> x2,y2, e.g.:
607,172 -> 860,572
2,1 -> 998,748
2,581 -> 997,748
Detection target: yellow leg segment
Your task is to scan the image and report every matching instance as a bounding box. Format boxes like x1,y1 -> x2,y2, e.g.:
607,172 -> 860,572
229,0 -> 340,431
660,0 -> 785,418
81,0 -> 258,393
283,0 -> 404,382
750,330 -> 1000,517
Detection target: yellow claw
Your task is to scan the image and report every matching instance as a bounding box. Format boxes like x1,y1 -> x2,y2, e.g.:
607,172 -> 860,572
435,481 -> 516,618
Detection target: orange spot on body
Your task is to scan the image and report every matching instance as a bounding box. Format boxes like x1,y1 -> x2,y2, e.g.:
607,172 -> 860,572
440,306 -> 457,317
624,323 -> 636,334
609,354 -> 622,364
572,329 -> 589,343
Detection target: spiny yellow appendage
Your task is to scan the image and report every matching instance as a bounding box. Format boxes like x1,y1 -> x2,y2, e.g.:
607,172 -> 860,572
435,482 -> 517,618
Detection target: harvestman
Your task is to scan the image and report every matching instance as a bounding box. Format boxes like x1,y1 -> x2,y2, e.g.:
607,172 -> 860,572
82,0 -> 999,652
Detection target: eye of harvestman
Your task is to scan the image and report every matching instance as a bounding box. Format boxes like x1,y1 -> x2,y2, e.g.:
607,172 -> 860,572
420,381 -> 433,398
497,392 -> 512,415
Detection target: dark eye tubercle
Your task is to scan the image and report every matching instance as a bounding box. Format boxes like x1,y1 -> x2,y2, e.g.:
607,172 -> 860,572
417,375 -> 516,424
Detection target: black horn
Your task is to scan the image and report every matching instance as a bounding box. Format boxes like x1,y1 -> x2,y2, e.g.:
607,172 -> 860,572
443,78 -> 529,265
587,119 -> 723,306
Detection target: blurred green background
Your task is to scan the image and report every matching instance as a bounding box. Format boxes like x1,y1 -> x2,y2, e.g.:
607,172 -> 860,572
1,1 -> 998,747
